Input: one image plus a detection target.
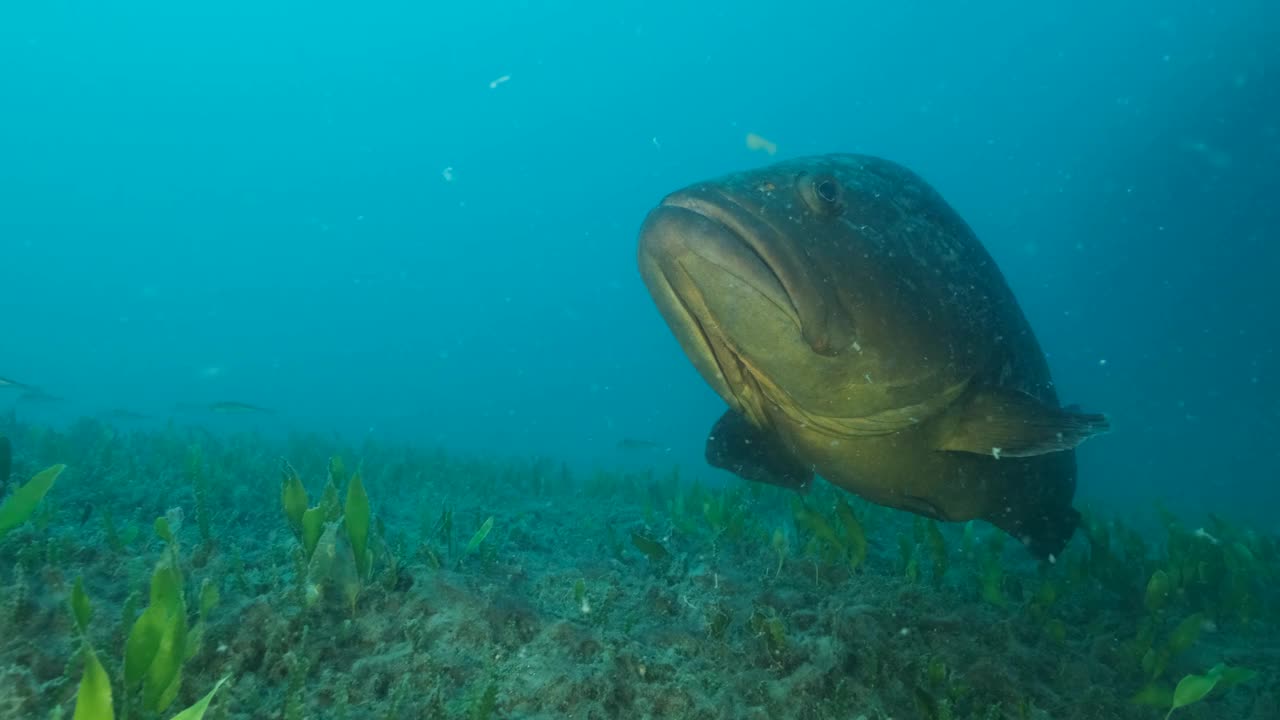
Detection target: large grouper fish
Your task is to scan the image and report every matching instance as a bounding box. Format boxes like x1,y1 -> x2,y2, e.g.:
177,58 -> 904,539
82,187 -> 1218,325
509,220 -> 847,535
637,153 -> 1109,558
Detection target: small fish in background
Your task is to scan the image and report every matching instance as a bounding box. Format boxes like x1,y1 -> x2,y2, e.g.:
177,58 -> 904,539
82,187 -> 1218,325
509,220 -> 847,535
172,401 -> 274,415
0,376 -> 34,391
0,434 -> 10,496
617,438 -> 666,451
17,388 -> 63,404
103,408 -> 151,421
1179,137 -> 1232,170
208,401 -> 275,415
745,132 -> 777,156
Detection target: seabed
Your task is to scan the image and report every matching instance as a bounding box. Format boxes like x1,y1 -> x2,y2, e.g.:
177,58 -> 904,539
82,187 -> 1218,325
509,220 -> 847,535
0,416 -> 1274,719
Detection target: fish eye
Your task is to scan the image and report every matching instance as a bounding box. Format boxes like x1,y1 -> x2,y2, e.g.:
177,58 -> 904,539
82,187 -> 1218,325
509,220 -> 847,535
799,174 -> 844,217
816,178 -> 840,204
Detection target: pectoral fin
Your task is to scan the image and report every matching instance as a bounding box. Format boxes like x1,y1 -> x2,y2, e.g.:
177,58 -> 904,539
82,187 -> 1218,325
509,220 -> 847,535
706,409 -> 813,491
937,388 -> 1109,458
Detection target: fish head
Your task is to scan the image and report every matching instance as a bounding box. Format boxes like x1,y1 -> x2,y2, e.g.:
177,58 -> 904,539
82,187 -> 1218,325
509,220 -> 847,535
638,154 -> 989,428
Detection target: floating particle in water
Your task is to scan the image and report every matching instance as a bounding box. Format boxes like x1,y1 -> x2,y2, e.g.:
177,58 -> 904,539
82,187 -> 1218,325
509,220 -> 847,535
489,74 -> 511,89
442,167 -> 454,182
1193,527 -> 1221,545
746,132 -> 777,155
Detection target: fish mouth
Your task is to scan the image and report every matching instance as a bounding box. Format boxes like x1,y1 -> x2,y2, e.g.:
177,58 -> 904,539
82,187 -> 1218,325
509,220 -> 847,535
650,188 -> 801,331
637,190 -> 802,417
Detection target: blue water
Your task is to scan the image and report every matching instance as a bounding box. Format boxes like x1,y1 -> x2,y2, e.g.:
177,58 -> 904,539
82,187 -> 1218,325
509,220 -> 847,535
2,0 -> 1276,526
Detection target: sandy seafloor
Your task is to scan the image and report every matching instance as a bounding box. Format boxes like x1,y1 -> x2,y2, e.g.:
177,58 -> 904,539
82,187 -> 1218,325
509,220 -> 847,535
0,416 -> 1275,720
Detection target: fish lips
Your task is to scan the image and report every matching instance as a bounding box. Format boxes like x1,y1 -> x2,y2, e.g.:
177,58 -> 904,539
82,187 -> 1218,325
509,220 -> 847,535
638,191 -> 807,417
644,186 -> 858,359
638,191 -> 801,335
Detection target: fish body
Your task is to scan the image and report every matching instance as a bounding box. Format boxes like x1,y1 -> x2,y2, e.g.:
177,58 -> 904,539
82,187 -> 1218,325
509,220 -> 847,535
0,434 -> 10,495
637,153 -> 1108,557
104,409 -> 151,421
17,389 -> 62,404
208,401 -> 274,414
0,377 -> 32,391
